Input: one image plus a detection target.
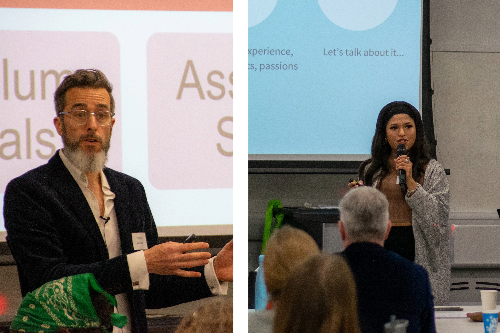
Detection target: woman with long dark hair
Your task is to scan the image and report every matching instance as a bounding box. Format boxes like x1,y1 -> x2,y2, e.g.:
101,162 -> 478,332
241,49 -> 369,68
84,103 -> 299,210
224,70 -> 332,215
350,101 -> 450,305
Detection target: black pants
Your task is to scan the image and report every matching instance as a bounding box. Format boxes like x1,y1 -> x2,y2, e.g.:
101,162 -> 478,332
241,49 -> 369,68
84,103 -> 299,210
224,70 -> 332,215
384,225 -> 415,262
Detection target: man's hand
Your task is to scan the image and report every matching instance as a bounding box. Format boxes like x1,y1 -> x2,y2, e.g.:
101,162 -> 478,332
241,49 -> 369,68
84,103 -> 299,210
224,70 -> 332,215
144,242 -> 211,277
214,239 -> 233,282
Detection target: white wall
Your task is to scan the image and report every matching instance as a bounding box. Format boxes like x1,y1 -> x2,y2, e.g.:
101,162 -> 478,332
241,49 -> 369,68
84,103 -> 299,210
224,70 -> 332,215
431,0 -> 500,217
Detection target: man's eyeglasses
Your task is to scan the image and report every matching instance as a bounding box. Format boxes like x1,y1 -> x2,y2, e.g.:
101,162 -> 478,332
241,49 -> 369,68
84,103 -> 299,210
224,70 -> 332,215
58,110 -> 114,126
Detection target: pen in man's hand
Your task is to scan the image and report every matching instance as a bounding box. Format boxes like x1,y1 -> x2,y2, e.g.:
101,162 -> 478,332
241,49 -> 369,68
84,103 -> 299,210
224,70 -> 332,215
183,234 -> 196,243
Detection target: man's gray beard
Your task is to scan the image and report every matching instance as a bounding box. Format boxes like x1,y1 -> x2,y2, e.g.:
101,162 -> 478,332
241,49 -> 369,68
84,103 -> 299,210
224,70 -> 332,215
62,127 -> 110,173
64,147 -> 108,173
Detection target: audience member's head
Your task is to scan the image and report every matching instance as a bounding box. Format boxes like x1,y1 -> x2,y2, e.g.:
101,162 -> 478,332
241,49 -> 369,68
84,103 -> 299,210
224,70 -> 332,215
263,225 -> 320,303
9,273 -> 126,333
174,297 -> 232,333
338,186 -> 391,247
273,254 -> 361,333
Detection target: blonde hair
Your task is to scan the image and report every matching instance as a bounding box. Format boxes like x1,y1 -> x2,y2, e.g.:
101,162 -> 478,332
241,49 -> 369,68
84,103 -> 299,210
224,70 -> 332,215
263,226 -> 320,302
274,254 -> 361,333
174,297 -> 232,333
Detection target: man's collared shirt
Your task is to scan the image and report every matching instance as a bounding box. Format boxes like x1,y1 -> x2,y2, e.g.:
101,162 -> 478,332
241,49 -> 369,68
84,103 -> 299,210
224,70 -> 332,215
59,150 -> 227,332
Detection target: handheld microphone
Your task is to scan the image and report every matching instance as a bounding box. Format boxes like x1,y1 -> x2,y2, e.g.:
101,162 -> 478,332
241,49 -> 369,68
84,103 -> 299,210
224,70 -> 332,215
396,144 -> 407,193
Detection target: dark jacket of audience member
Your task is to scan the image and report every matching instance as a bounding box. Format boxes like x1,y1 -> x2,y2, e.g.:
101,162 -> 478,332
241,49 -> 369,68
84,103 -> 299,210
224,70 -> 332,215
338,186 -> 436,333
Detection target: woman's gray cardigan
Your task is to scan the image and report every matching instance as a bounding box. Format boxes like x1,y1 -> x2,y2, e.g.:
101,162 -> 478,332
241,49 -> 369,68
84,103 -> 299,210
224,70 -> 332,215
367,159 -> 451,305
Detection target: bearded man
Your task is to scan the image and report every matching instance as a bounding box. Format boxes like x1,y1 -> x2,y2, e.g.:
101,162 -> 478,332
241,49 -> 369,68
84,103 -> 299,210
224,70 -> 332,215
3,69 -> 233,333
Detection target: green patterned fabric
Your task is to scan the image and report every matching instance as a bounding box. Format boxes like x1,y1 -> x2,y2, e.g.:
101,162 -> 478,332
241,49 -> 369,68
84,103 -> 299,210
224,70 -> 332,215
261,199 -> 284,254
10,273 -> 127,333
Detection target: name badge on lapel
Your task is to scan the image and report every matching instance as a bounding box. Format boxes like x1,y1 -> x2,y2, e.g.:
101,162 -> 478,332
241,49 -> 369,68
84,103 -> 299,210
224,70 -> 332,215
132,233 -> 148,250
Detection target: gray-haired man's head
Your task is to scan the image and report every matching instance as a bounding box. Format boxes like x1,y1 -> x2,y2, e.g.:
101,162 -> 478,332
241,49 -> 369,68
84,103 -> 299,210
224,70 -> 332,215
339,186 -> 390,244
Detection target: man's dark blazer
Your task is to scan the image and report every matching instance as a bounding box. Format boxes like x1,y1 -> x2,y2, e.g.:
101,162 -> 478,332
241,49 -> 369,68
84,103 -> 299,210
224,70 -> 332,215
4,151 -> 213,333
341,242 -> 436,333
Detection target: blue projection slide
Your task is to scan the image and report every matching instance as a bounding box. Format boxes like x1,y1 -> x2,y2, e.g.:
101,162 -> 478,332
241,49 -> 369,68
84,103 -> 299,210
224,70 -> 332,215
248,0 -> 422,156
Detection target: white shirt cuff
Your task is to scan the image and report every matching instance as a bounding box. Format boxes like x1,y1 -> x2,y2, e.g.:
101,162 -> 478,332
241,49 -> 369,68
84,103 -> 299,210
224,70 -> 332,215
205,257 -> 228,295
127,250 -> 150,290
